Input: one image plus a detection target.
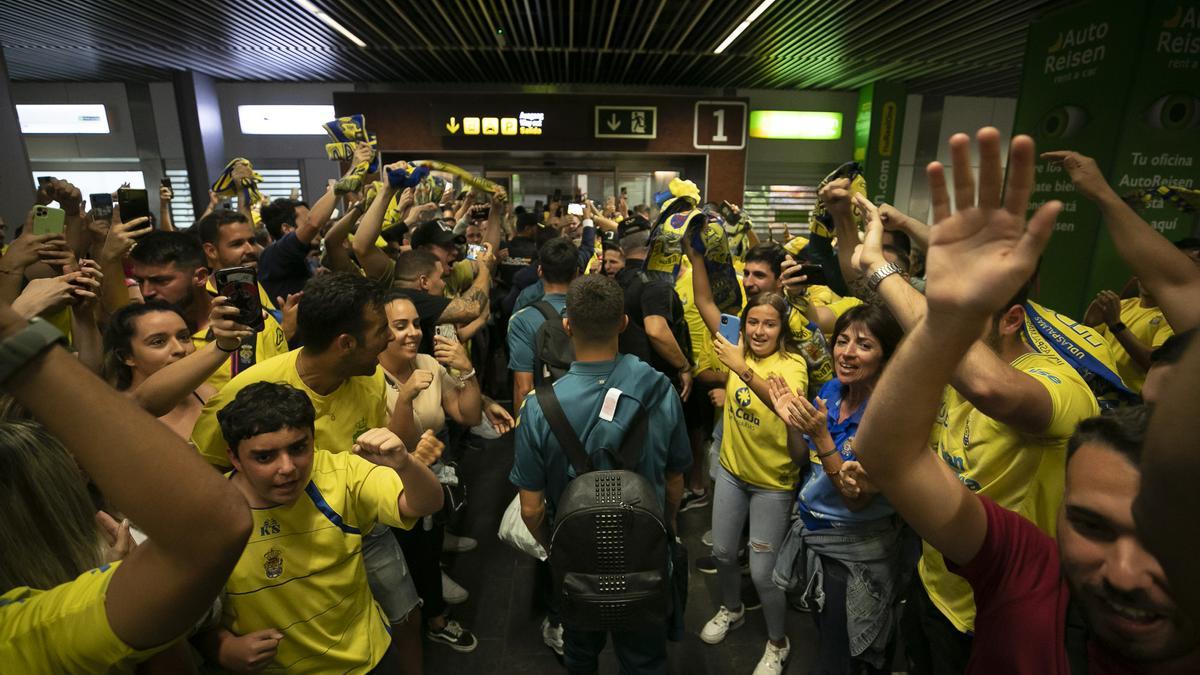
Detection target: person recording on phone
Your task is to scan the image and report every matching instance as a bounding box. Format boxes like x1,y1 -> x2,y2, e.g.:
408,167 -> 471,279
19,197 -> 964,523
376,290 -> 487,653
128,231 -> 289,391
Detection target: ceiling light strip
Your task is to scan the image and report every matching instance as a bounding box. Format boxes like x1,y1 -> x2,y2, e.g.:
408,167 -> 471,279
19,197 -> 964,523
714,0 -> 778,54
294,0 -> 367,47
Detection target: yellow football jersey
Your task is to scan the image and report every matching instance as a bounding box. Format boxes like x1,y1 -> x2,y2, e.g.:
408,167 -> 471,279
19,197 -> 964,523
222,450 -> 416,673
920,351 -> 1099,633
720,350 -> 809,490
1096,298 -> 1173,393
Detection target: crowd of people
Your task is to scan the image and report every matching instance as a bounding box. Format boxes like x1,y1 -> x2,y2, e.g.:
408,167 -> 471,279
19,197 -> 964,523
1,122 -> 1199,675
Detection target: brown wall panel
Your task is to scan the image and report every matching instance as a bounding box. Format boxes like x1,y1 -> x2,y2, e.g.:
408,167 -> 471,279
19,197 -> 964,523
335,92 -> 747,204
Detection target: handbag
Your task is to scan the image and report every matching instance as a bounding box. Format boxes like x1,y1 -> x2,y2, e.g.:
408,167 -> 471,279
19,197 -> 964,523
498,494 -> 548,561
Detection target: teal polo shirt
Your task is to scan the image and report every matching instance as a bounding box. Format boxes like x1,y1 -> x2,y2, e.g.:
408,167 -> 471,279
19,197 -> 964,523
506,291 -> 566,373
510,355 -> 692,521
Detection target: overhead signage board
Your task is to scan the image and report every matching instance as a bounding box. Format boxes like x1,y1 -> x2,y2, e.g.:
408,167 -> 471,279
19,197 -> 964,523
436,106 -> 545,137
694,101 -> 746,150
594,106 -> 658,139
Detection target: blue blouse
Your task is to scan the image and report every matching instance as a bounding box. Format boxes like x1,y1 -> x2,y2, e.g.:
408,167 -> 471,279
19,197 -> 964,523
797,379 -> 895,526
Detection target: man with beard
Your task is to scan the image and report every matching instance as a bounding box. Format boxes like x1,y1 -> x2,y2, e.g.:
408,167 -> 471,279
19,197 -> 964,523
129,230 -> 289,391
853,126 -> 1200,673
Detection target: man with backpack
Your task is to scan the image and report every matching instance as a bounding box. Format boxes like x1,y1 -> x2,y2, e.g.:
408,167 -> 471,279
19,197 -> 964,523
511,274 -> 692,675
507,237 -> 580,405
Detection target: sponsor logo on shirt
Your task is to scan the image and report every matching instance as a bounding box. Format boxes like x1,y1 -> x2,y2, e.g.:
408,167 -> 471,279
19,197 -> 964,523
260,518 -> 281,537
733,386 -> 760,425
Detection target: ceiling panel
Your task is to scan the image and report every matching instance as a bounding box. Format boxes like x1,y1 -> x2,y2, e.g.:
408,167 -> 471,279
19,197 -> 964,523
0,0 -> 1063,95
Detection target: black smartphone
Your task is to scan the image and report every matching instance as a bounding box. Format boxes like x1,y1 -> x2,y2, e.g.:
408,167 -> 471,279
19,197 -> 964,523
89,193 -> 113,219
533,199 -> 544,218
797,263 -> 827,286
213,266 -> 265,332
719,200 -> 741,225
160,176 -> 173,189
117,188 -> 151,223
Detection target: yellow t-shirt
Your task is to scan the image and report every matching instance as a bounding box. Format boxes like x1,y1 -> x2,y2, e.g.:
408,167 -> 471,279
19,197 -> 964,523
1096,298 -> 1173,393
920,351 -> 1099,633
191,350 -> 389,468
720,350 -> 809,490
445,259 -> 475,298
222,449 -> 416,674
191,312 -> 289,393
0,563 -> 169,673
675,266 -> 718,374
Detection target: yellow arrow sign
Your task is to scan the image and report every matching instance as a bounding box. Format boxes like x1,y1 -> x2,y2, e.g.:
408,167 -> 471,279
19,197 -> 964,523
446,117 -> 461,134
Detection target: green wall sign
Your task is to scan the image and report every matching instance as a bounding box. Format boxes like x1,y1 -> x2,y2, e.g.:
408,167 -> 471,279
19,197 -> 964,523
854,82 -> 907,205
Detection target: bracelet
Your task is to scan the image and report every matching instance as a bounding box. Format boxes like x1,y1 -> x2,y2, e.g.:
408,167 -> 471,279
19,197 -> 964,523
824,470 -> 841,477
817,447 -> 840,459
455,368 -> 476,387
0,318 -> 67,384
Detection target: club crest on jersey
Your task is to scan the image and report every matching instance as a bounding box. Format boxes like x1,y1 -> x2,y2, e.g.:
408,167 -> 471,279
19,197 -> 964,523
264,547 -> 284,579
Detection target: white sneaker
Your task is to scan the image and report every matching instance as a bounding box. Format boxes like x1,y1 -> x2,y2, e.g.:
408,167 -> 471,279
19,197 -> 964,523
699,605 -> 745,644
752,638 -> 791,675
441,571 -> 469,604
701,529 -> 714,547
443,533 -> 478,553
541,616 -> 564,656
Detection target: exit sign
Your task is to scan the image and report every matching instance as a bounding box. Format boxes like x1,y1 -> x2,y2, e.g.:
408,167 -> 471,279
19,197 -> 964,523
594,106 -> 657,139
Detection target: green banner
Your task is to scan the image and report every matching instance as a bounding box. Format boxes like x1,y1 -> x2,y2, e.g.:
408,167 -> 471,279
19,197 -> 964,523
1012,0 -> 1149,314
1086,0 -> 1200,299
853,82 -> 907,205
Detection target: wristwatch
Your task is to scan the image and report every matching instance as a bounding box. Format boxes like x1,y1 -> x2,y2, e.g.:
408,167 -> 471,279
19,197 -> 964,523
1109,321 -> 1127,334
866,261 -> 903,292
739,367 -> 755,383
0,318 -> 67,384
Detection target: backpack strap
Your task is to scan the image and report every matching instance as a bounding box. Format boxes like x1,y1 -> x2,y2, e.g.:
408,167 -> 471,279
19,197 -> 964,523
533,301 -> 560,322
615,405 -> 649,471
535,383 -> 591,476
1064,597 -> 1089,675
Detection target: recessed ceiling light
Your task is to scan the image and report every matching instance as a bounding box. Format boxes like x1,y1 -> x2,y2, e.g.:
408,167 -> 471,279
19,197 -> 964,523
714,0 -> 778,54
295,0 -> 367,48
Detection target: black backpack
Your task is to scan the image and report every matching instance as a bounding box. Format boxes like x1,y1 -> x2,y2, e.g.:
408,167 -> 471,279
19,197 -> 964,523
535,382 -> 672,632
532,301 -> 574,385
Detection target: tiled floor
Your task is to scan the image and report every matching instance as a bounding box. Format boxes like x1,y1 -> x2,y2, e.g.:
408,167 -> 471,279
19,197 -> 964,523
425,434 -> 831,674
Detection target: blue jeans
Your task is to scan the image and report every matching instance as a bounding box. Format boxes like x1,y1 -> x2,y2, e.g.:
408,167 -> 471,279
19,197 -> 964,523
563,623 -> 667,675
711,464 -> 793,641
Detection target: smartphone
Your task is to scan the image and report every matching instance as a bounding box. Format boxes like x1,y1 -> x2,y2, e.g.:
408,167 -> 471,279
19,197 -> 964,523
160,176 -> 173,189
435,324 -> 459,343
533,200 -> 544,218
719,200 -> 741,225
37,176 -> 53,187
466,244 -> 485,261
567,203 -> 585,217
117,188 -> 151,223
797,263 -> 827,286
89,193 -> 114,220
718,313 -> 741,345
31,206 -> 66,236
214,266 -> 265,333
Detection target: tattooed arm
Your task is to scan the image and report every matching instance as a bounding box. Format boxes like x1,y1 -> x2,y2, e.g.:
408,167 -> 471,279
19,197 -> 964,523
436,259 -> 492,324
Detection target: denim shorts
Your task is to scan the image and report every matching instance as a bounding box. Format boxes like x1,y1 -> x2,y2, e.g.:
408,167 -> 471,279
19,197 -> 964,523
363,524 -> 422,622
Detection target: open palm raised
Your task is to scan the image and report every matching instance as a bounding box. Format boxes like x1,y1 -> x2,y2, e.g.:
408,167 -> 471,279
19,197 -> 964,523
923,127 -> 1061,321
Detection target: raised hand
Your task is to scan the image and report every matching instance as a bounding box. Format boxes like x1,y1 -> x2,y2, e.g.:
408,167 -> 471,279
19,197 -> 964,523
712,334 -> 747,374
100,215 -> 152,263
96,511 -> 138,563
433,334 -> 472,371
768,374 -> 804,428
850,194 -> 887,275
398,369 -> 435,403
1040,150 -> 1111,203
275,292 -> 302,341
818,177 -> 855,222
0,232 -> 68,273
352,427 -> 411,471
210,296 -> 255,350
923,128 -> 1058,322
411,429 -> 445,466
1094,290 -> 1122,327
12,273 -> 89,318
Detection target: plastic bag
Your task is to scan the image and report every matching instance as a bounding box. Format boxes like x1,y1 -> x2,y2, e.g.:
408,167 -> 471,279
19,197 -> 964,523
498,494 -> 547,561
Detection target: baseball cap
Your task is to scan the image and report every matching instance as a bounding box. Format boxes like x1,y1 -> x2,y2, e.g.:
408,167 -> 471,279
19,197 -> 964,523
409,220 -> 464,249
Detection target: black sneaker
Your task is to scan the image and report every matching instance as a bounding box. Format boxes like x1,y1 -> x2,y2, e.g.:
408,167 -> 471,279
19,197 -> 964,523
679,489 -> 711,512
696,550 -> 749,575
427,619 -> 478,652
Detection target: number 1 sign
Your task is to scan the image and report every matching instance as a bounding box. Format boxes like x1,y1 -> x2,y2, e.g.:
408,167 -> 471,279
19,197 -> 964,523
694,101 -> 747,150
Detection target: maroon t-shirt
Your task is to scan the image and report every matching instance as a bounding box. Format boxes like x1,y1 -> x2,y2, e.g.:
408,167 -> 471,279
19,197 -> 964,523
950,496 -> 1161,675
